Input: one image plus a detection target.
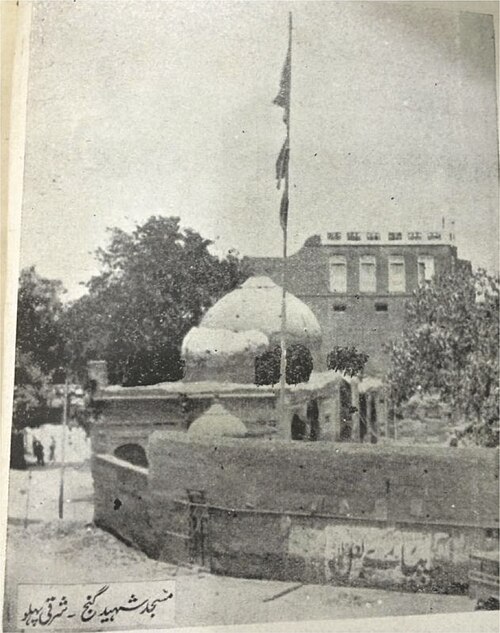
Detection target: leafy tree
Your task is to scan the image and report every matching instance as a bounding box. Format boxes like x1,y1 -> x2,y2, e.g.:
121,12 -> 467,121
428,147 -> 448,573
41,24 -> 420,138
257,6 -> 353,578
16,266 -> 65,375
387,266 -> 499,446
255,347 -> 281,386
63,216 -> 251,385
12,268 -> 66,431
286,344 -> 314,385
255,344 -> 314,386
12,352 -> 51,430
327,346 -> 369,377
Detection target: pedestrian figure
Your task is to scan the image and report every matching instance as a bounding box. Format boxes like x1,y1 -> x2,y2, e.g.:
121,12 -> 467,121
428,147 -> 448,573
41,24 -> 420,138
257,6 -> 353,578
49,436 -> 56,462
34,440 -> 45,466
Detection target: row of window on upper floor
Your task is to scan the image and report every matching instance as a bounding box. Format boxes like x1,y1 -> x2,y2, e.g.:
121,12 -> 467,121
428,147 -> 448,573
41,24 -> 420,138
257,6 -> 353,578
329,255 -> 435,293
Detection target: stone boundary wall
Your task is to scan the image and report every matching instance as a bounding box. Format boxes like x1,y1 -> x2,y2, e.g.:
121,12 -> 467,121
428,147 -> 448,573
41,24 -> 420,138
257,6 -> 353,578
92,433 -> 499,592
148,433 -> 498,526
207,507 -> 484,591
93,454 -> 158,558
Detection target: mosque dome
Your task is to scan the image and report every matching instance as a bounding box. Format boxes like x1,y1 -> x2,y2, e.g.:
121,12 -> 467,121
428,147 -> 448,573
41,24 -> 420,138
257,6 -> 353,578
188,402 -> 247,438
181,326 -> 269,383
200,276 -> 322,348
182,327 -> 269,361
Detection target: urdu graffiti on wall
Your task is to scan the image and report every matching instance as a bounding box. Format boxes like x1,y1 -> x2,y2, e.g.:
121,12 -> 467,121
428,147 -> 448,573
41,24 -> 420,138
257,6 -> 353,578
288,524 -> 469,587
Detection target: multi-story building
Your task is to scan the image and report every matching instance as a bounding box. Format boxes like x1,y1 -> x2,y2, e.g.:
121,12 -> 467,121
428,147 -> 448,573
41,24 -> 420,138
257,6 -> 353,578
248,229 -> 470,376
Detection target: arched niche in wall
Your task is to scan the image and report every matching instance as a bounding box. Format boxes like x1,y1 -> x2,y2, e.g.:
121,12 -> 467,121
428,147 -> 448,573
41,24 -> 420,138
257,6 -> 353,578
114,443 -> 148,468
339,382 -> 353,441
359,394 -> 367,442
307,399 -> 320,441
369,395 -> 378,444
291,413 -> 307,441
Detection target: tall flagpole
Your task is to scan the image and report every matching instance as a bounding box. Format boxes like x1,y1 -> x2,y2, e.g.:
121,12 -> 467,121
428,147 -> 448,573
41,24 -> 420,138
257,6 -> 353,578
278,13 -> 292,438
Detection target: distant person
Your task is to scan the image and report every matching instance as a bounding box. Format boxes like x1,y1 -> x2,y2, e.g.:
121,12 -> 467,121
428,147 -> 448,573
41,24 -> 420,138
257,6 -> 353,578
49,436 -> 56,462
34,440 -> 45,466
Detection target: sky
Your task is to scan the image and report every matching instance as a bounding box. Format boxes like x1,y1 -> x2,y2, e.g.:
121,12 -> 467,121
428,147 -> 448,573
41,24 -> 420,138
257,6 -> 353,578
20,0 -> 499,300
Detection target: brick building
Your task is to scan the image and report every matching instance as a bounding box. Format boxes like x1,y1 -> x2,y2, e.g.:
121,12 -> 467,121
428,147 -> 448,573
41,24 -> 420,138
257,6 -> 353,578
248,229 -> 470,376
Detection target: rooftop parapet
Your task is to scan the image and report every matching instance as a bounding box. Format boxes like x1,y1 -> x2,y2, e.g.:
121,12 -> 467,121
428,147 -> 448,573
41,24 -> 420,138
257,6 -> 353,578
314,230 -> 456,246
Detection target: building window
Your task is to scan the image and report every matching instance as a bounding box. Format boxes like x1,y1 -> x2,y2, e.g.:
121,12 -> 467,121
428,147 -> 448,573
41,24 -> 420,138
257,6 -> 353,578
347,232 -> 361,241
427,232 -> 442,240
327,232 -> 342,241
388,256 -> 406,292
408,231 -> 422,240
366,232 -> 380,241
329,256 -> 347,293
418,256 -> 435,285
375,303 -> 388,312
388,232 -> 402,241
359,256 -> 377,292
333,304 -> 346,312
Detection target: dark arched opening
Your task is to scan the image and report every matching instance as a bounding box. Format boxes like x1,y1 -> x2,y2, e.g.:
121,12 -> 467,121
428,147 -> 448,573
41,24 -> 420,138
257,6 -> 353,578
291,414 -> 307,441
339,382 -> 353,441
307,399 -> 320,441
370,396 -> 378,444
359,394 -> 367,442
114,443 -> 148,468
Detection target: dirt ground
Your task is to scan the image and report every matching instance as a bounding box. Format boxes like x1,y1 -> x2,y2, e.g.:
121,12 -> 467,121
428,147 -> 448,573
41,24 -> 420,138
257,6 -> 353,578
3,463 -> 476,631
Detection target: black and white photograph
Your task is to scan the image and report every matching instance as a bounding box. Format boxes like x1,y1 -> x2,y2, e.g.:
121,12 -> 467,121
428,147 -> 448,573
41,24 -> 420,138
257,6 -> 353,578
1,1 -> 499,631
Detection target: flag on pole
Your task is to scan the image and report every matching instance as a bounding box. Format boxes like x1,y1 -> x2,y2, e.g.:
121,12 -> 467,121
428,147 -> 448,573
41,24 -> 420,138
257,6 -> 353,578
274,13 -> 292,232
273,24 -> 291,121
279,191 -> 289,233
276,13 -> 292,437
275,140 -> 289,190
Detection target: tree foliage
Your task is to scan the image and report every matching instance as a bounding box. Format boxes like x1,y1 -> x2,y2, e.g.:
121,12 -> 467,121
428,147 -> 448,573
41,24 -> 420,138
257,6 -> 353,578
16,267 -> 65,374
62,216 -> 251,385
286,344 -> 314,385
387,266 -> 499,446
254,344 -> 314,386
13,352 -> 51,429
12,268 -> 66,429
327,346 -> 369,377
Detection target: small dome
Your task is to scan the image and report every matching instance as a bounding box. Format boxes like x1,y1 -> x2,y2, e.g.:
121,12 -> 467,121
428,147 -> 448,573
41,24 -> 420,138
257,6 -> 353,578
188,403 -> 247,438
200,276 -> 322,348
